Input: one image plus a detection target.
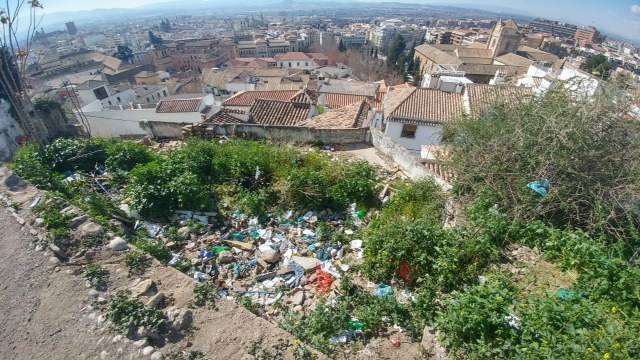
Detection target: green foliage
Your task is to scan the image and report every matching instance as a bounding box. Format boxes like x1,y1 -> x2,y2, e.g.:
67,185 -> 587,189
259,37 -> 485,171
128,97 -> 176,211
108,292 -> 167,335
125,251 -> 151,275
84,263 -> 108,290
582,54 -> 612,77
193,283 -> 217,308
11,144 -> 65,191
105,141 -> 154,172
43,137 -> 107,173
39,201 -> 72,241
443,85 -> 640,249
135,238 -> 172,263
126,160 -> 212,219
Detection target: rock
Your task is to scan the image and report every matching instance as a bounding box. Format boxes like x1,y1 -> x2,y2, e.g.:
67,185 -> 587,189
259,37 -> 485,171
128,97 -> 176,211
14,215 -> 26,225
33,218 -> 45,227
259,248 -> 280,264
421,326 -> 447,359
146,292 -> 165,308
177,226 -> 191,239
135,326 -> 158,340
307,273 -> 317,283
151,352 -> 164,360
293,305 -> 303,312
289,291 -> 305,306
48,243 -> 66,258
217,251 -> 235,264
166,307 -> 193,331
68,215 -> 88,229
77,222 -> 104,238
100,350 -> 109,360
112,334 -> 123,343
133,339 -> 148,348
108,237 -> 128,251
48,256 -> 60,264
88,289 -> 99,298
291,256 -> 321,273
29,229 -> 38,236
96,297 -> 107,304
130,279 -> 156,297
142,346 -> 155,356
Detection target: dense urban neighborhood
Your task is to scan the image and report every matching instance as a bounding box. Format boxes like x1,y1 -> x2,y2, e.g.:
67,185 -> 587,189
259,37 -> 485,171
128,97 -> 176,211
0,1 -> 639,359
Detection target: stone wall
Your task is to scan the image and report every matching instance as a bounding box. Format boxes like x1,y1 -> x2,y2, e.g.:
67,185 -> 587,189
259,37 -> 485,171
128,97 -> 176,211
184,123 -> 370,144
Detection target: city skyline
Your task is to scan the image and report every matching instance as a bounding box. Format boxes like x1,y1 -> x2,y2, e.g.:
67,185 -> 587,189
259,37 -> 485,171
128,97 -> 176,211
37,0 -> 640,41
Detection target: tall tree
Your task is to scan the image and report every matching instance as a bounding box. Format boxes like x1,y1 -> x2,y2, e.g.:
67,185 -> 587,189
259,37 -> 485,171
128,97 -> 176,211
148,31 -> 164,47
113,45 -> 134,64
338,38 -> 347,52
385,34 -> 406,72
582,54 -> 611,78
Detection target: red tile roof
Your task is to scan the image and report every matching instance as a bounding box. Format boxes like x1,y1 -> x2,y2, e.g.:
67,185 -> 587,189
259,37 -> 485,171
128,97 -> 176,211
387,88 -> 465,125
302,100 -> 370,129
322,93 -> 370,109
206,109 -> 245,124
465,84 -> 533,117
222,90 -> 299,107
249,100 -> 311,126
275,52 -> 312,61
156,97 -> 202,113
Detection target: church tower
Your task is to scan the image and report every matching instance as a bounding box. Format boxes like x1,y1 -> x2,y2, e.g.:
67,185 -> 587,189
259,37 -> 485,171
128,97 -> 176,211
487,20 -> 521,58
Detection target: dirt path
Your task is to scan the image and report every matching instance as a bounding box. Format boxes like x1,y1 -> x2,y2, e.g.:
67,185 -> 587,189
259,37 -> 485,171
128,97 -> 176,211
0,204 -> 115,360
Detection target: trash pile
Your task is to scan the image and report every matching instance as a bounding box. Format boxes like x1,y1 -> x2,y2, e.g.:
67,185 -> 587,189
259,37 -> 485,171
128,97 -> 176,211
134,204 -> 370,316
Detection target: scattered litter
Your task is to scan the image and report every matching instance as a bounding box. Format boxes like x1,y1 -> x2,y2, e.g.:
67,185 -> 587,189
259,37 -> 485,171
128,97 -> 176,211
527,178 -> 550,198
374,284 -> 394,298
505,314 -> 521,330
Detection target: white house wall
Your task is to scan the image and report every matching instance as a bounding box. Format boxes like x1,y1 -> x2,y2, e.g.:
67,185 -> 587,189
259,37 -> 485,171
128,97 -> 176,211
384,121 -> 442,151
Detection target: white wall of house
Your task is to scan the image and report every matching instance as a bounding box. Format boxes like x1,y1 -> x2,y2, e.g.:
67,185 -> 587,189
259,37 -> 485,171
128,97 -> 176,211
558,66 -> 601,98
226,82 -> 255,94
277,60 -> 317,70
83,109 -> 205,138
384,121 -> 442,151
101,88 -> 136,108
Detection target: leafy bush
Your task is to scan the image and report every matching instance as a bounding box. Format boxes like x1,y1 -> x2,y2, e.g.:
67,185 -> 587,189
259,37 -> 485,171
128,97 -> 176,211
105,141 -> 154,172
443,84 -> 640,248
42,137 -> 107,173
11,144 -> 65,191
126,160 -> 212,219
108,292 -> 167,335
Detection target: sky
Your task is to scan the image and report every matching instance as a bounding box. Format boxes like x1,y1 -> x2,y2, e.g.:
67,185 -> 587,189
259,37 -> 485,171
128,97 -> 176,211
34,0 -> 640,41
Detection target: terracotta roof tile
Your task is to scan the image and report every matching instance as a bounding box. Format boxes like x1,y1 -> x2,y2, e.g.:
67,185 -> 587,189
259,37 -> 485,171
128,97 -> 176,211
206,109 -> 245,124
387,88 -> 465,125
466,84 -> 533,117
156,97 -> 202,113
275,52 -> 312,61
249,100 -> 311,126
302,100 -> 370,129
222,90 -> 299,107
322,93 -> 370,109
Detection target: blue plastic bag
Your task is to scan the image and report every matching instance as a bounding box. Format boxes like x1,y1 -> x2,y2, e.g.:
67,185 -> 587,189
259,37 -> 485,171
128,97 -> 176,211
527,178 -> 550,198
374,284 -> 394,298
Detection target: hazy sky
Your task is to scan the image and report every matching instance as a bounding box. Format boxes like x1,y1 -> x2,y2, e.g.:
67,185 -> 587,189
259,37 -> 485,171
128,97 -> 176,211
36,0 -> 640,40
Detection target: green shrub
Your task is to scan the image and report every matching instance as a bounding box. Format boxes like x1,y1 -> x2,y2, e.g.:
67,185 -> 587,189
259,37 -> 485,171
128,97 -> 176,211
43,137 -> 107,173
108,292 -> 167,335
105,141 -> 154,172
11,144 -> 65,190
443,85 -> 640,247
126,160 -> 212,219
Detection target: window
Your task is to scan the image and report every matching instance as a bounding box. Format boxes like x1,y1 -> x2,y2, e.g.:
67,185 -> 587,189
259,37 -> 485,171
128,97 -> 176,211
400,124 -> 417,138
163,90 -> 167,97
146,97 -> 150,103
117,96 -> 121,103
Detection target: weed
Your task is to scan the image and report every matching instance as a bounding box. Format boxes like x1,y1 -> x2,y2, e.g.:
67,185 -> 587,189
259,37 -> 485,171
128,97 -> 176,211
108,292 -> 167,335
125,251 -> 151,275
165,350 -> 207,360
237,296 -> 259,315
193,283 -> 217,308
134,238 -> 172,263
84,263 -> 108,290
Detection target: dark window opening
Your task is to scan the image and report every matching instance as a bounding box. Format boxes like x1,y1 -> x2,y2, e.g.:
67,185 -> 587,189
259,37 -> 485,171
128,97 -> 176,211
400,124 -> 417,138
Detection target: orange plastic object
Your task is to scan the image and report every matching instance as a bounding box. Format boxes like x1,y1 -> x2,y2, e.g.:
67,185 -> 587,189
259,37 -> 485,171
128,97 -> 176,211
315,265 -> 334,293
